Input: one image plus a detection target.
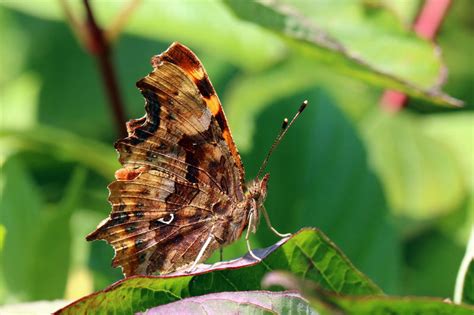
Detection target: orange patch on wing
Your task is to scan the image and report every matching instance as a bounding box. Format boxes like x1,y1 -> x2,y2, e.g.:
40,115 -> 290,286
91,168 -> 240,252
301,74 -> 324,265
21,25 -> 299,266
115,166 -> 148,181
157,42 -> 245,182
190,67 -> 205,80
204,95 -> 220,116
222,130 -> 235,155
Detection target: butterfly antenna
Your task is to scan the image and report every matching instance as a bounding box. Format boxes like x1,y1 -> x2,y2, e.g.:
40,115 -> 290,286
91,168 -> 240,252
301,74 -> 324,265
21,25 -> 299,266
256,100 -> 308,179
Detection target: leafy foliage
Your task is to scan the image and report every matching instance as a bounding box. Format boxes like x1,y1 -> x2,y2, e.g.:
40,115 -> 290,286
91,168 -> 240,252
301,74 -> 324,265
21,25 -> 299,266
224,0 -> 462,107
0,0 -> 472,313
57,229 -> 380,314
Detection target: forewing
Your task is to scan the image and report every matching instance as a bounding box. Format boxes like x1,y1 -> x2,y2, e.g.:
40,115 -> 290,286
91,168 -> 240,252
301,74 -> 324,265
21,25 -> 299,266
87,42 -> 247,276
117,42 -> 244,200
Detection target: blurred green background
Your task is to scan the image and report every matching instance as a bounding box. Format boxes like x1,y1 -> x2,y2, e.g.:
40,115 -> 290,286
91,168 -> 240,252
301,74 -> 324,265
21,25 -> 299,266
0,0 -> 472,305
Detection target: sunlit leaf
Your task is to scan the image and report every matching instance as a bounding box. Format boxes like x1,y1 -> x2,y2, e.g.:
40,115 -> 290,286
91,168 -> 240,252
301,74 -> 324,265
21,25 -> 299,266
28,167 -> 87,300
224,0 -> 462,107
0,158 -> 42,299
421,113 -> 474,190
0,158 -> 88,300
363,109 -> 465,220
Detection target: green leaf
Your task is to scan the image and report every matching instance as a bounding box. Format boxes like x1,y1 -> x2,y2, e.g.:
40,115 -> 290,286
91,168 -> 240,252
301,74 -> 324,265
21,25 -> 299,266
0,157 -> 42,300
362,109 -> 465,220
141,291 -> 315,314
263,271 -> 474,315
421,112 -> 474,190
56,228 -> 381,314
224,0 -> 462,107
28,167 -> 87,300
0,157 -> 88,300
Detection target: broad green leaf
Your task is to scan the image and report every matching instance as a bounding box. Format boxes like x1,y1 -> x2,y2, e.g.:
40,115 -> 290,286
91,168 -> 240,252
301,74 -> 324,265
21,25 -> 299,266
140,291 -> 315,314
0,126 -> 118,179
224,0 -> 462,107
263,271 -> 474,315
0,157 -> 42,300
242,90 -> 399,292
56,228 -> 381,314
362,109 -> 465,220
421,113 -> 474,190
0,157 -> 88,300
28,167 -> 87,300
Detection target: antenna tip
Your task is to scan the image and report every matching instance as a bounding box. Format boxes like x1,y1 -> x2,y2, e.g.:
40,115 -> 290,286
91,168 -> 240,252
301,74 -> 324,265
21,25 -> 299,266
281,118 -> 289,129
299,100 -> 308,113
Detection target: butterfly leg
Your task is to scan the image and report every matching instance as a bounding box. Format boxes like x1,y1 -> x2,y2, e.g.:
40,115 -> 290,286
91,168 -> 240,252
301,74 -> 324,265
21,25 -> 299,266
219,247 -> 223,261
246,210 -> 261,261
261,205 -> 291,238
188,231 -> 214,273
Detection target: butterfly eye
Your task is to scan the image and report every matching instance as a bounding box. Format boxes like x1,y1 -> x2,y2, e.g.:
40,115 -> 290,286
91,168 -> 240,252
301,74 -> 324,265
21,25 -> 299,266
157,213 -> 174,225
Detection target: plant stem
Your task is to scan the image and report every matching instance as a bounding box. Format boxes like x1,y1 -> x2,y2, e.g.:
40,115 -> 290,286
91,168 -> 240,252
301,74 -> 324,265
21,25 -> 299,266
83,0 -> 127,137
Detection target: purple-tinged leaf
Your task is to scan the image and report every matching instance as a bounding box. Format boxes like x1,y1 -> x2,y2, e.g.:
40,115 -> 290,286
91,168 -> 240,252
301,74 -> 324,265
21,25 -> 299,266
138,291 -> 316,315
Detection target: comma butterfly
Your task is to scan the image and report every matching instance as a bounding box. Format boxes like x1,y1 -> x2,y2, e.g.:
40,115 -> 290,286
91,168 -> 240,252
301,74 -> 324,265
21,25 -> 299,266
87,42 -> 306,276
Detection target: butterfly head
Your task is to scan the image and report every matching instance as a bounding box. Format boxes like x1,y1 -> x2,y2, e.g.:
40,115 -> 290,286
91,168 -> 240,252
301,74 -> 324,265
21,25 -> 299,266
245,173 -> 270,233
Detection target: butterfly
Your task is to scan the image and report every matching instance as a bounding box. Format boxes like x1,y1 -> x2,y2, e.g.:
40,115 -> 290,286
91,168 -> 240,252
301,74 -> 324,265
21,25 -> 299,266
86,42 -> 306,276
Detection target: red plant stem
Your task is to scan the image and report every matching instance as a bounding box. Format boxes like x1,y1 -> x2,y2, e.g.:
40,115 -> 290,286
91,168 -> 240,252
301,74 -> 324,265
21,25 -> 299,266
380,0 -> 452,111
83,0 -> 127,137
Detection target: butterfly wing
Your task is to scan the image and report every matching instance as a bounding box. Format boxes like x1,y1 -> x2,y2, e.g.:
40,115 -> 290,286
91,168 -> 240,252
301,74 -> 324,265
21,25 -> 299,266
87,42 -> 247,276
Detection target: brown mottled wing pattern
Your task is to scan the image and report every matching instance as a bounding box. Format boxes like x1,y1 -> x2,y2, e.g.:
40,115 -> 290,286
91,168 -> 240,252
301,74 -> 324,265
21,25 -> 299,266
86,42 -> 246,276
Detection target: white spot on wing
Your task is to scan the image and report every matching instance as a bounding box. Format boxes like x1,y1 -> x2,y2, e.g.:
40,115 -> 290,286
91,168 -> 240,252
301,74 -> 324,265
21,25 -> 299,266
158,213 -> 174,225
